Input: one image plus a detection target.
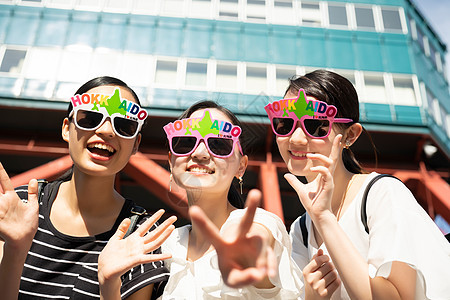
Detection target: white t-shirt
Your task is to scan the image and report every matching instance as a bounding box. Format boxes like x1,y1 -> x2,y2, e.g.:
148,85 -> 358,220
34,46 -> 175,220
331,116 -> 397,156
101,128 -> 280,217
290,172 -> 450,300
159,208 -> 303,299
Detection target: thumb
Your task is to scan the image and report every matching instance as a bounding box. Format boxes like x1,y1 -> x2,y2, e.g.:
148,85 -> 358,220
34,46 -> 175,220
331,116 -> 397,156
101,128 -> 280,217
27,179 -> 39,204
111,218 -> 132,241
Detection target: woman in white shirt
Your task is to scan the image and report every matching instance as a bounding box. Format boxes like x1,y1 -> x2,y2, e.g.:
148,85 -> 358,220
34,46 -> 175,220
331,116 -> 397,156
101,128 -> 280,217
264,69 -> 450,299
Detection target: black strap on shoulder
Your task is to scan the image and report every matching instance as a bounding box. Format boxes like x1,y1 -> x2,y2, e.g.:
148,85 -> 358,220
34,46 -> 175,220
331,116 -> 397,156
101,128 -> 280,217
299,212 -> 308,248
361,174 -> 400,234
36,179 -> 48,202
124,205 -> 147,238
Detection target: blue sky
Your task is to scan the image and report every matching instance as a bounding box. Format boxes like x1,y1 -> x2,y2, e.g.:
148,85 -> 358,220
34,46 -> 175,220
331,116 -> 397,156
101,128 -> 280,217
413,0 -> 450,76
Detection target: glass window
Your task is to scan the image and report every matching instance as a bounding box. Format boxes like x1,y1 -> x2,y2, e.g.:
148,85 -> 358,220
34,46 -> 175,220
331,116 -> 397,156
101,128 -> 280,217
132,0 -> 158,13
272,0 -> 295,25
36,10 -> 69,47
363,74 -> 387,103
75,0 -> 102,10
155,19 -> 183,56
155,60 -> 178,85
0,49 -> 27,74
161,0 -> 184,16
25,48 -> 60,80
392,76 -> 416,105
120,54 -> 152,87
0,8 -> 11,43
355,6 -> 375,29
57,50 -> 92,82
301,2 -> 321,26
97,15 -> 126,50
47,0 -> 72,8
104,0 -> 130,11
425,88 -> 435,119
5,8 -> 39,46
125,16 -> 154,53
216,63 -> 237,91
213,23 -> 240,60
441,109 -> 449,137
247,0 -> 266,22
428,43 -> 438,69
54,81 -> 80,100
246,65 -> 266,93
184,21 -> 211,58
328,4 -> 347,26
22,79 -> 49,98
190,0 -> 212,19
66,12 -> 98,48
219,0 -> 239,20
185,62 -> 207,87
381,8 -> 402,31
89,51 -> 121,79
275,67 -> 295,96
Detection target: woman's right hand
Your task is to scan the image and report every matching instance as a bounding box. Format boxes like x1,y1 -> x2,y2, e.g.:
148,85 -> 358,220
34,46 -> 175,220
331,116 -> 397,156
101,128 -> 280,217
303,249 -> 341,299
0,162 -> 39,252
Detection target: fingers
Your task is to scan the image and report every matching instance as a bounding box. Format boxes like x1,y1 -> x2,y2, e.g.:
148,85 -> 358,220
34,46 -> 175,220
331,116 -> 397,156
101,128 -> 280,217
238,189 -> 261,237
227,267 -> 266,288
0,162 -> 13,193
189,205 -> 224,249
144,224 -> 175,252
27,179 -> 38,203
284,173 -> 304,194
111,218 -> 132,241
135,209 -> 165,236
303,251 -> 330,275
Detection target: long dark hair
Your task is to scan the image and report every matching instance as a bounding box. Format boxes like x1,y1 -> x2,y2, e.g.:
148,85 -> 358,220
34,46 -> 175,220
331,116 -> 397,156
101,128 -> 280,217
59,76 -> 141,181
175,100 -> 246,209
286,70 -> 376,174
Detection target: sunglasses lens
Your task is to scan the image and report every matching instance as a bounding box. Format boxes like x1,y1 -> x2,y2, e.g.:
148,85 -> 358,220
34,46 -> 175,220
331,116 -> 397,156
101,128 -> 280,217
272,118 -> 295,136
207,138 -> 234,157
304,119 -> 330,137
172,136 -> 197,155
76,110 -> 103,129
113,117 -> 139,138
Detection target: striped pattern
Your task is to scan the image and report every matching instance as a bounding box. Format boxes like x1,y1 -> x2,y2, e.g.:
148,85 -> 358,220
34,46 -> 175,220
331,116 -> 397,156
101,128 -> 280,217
16,181 -> 169,299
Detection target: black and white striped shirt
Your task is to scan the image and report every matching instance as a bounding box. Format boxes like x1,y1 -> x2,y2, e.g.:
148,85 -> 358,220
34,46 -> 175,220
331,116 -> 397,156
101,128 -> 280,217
15,180 -> 169,299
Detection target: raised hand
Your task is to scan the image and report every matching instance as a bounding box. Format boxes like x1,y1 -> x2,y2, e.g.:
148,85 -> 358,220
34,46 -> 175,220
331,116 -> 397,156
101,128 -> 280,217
0,162 -> 39,252
98,209 -> 176,286
303,249 -> 341,299
189,189 -> 277,288
284,135 -> 343,221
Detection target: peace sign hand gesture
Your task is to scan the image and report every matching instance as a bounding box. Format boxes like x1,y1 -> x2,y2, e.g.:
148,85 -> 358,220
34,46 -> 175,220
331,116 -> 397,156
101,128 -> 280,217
189,189 -> 277,289
284,135 -> 343,223
0,162 -> 39,253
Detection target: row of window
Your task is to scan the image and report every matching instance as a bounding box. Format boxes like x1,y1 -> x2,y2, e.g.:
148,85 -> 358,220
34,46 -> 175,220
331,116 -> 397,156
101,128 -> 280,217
4,0 -> 407,33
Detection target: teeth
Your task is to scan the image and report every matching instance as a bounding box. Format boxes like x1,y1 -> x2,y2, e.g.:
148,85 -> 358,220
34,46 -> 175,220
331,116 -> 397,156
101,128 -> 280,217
290,151 -> 307,157
189,167 -> 213,174
90,143 -> 115,153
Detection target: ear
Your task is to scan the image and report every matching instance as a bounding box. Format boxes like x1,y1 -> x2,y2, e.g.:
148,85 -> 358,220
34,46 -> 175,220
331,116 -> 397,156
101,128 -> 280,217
343,123 -> 362,147
62,118 -> 70,143
236,154 -> 248,178
132,133 -> 142,154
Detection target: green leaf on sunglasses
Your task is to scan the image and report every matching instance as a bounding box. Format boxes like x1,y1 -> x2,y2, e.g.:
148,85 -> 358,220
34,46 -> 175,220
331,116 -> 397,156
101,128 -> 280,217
293,90 -> 314,120
195,110 -> 220,138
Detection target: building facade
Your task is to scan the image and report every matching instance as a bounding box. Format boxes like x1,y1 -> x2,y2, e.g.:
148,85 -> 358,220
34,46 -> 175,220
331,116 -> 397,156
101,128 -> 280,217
0,0 -> 449,228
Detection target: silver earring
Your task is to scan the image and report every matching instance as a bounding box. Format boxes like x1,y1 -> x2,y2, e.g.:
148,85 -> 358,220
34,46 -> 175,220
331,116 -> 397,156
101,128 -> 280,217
238,176 -> 243,195
169,173 -> 173,192
345,141 -> 351,149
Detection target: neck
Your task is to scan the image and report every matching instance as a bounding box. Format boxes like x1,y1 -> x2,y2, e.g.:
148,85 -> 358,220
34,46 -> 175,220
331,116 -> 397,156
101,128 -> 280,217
331,163 -> 355,216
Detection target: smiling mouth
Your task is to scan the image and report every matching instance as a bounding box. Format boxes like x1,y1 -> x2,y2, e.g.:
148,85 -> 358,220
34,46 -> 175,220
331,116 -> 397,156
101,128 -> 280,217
87,143 -> 116,157
289,151 -> 308,158
187,166 -> 214,174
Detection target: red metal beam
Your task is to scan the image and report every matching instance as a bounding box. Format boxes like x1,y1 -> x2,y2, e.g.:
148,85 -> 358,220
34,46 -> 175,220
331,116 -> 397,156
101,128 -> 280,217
10,155 -> 73,188
259,153 -> 284,222
124,152 -> 189,219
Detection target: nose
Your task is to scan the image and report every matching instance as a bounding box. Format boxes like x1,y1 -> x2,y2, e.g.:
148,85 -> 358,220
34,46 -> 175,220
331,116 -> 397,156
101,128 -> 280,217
289,125 -> 308,145
95,118 -> 115,138
191,140 -> 210,160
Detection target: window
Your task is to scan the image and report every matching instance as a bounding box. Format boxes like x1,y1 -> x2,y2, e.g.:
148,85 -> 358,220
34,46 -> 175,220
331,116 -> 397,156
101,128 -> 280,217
216,63 -> 237,91
0,49 -> 27,74
301,2 -> 321,26
425,88 -> 436,120
246,0 -> 266,22
155,60 -> 178,85
121,54 -> 152,87
89,51 -> 121,79
275,67 -> 295,96
428,43 -> 439,70
219,0 -> 239,20
246,65 -> 267,93
381,8 -> 402,31
328,4 -> 347,27
363,73 -> 387,103
66,12 -> 98,48
161,0 -> 185,16
185,62 -> 207,87
392,76 -> 416,105
25,48 -> 60,80
35,11 -> 69,47
47,0 -> 72,8
5,9 -> 39,45
190,0 -> 212,19
22,79 -> 49,98
57,50 -> 92,82
104,0 -> 130,12
355,6 -> 375,30
415,26 -> 427,53
132,0 -> 158,13
272,0 -> 295,25
75,0 -> 102,10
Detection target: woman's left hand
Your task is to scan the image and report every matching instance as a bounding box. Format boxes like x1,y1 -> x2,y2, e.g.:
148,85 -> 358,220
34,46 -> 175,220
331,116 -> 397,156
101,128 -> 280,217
98,210 -> 176,292
189,189 -> 277,288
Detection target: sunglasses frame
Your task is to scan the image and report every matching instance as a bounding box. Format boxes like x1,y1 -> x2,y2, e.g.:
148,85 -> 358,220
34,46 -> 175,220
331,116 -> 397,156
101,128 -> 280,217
168,133 -> 243,158
69,108 -> 144,139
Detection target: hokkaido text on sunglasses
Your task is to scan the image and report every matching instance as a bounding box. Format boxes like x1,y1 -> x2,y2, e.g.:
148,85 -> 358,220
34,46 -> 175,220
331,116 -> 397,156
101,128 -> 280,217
68,88 -> 148,139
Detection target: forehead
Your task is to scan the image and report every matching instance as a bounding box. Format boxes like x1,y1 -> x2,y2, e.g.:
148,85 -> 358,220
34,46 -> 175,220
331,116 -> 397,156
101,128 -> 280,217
86,85 -> 136,103
190,108 -> 231,122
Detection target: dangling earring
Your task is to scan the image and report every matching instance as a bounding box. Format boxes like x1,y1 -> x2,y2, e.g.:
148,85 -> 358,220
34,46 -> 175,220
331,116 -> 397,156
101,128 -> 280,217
169,173 -> 173,192
238,176 -> 243,195
345,141 -> 351,149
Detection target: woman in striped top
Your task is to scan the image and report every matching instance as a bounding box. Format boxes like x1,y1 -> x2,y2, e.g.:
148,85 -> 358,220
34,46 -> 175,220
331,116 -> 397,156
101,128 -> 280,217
0,76 -> 176,299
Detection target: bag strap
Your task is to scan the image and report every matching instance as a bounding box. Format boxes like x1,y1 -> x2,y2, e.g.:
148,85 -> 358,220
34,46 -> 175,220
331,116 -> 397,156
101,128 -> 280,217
361,174 -> 400,234
124,205 -> 147,238
299,212 -> 308,248
37,179 -> 48,202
